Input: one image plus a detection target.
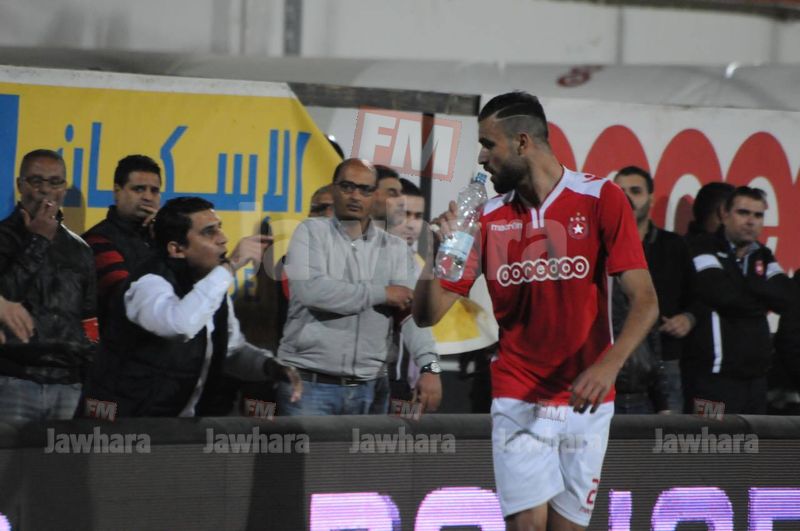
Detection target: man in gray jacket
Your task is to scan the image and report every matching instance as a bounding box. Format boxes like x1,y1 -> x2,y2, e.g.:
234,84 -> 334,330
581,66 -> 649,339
277,158 -> 441,415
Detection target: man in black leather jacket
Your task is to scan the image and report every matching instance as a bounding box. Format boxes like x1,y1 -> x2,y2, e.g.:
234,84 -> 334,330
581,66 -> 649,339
611,276 -> 671,413
0,149 -> 97,421
613,167 -> 695,413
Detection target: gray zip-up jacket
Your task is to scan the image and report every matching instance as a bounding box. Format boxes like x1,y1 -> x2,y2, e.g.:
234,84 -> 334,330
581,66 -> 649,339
277,216 -> 438,379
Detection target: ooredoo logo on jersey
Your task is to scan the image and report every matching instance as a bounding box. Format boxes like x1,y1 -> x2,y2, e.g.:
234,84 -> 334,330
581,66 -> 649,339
496,256 -> 590,287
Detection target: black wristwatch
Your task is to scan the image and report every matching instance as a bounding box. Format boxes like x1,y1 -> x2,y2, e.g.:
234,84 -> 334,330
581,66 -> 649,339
420,361 -> 442,375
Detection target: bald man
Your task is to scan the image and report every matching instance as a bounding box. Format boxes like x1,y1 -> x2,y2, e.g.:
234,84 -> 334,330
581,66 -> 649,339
276,159 -> 441,416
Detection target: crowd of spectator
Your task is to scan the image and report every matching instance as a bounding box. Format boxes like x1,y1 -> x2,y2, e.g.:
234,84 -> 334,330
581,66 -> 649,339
0,145 -> 798,421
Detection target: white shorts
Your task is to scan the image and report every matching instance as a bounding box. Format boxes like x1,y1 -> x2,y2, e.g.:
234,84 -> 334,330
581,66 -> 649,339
491,397 -> 613,526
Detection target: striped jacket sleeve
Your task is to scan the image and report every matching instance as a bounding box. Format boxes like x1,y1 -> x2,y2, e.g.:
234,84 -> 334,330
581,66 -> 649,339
83,234 -> 131,299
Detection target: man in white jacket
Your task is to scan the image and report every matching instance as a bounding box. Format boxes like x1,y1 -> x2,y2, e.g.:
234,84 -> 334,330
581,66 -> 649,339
80,196 -> 301,418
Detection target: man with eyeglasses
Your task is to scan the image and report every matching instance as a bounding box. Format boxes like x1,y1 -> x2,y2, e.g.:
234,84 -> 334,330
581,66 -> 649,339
276,158 -> 441,415
236,183 -> 339,411
686,185 -> 795,414
0,149 -> 97,421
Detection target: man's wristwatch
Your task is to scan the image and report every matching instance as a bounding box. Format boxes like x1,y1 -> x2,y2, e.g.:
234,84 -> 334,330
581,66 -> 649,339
420,361 -> 442,375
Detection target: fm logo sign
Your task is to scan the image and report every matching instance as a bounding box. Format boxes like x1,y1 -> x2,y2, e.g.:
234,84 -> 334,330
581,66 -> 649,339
694,398 -> 725,421
390,399 -> 423,420
243,399 -> 276,419
84,398 -> 117,422
352,108 -> 461,181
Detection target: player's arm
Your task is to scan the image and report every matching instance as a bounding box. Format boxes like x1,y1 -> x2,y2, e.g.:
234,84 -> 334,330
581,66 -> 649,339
572,182 -> 659,412
412,201 -> 467,327
412,258 -> 461,327
606,269 -> 660,369
571,268 -> 658,412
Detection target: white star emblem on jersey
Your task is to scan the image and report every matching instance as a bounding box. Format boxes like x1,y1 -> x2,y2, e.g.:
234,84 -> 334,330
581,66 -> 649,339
568,213 -> 588,240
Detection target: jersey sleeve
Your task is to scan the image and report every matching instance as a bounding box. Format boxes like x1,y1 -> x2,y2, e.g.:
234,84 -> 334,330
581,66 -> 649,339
598,181 -> 648,275
438,218 -> 484,297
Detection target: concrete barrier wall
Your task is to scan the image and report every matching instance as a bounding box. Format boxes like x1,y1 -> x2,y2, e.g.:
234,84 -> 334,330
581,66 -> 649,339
0,414 -> 798,530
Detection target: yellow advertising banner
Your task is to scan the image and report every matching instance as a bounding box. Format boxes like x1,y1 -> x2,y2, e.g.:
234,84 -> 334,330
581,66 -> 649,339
0,67 -> 340,298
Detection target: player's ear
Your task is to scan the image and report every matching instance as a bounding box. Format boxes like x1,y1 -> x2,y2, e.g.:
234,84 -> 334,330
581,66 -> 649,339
517,132 -> 532,154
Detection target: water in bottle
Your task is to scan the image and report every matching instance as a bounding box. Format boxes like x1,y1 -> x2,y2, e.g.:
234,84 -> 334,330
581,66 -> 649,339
435,172 -> 488,281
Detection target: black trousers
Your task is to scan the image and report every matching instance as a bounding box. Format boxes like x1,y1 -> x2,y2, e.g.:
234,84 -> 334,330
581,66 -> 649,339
683,373 -> 767,415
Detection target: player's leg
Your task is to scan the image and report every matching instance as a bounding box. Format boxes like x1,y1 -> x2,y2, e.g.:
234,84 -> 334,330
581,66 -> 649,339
505,504 -> 548,531
546,505 -> 585,531
549,402 -> 614,529
492,398 -> 565,531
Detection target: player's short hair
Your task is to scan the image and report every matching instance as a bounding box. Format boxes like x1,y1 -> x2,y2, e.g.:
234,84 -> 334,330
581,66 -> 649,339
478,91 -> 549,143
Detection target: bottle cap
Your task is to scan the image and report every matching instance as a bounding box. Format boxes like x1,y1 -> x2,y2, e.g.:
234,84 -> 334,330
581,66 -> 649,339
473,172 -> 487,184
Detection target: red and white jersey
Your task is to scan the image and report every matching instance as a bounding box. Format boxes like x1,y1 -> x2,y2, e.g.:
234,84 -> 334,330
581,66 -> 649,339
440,168 -> 647,404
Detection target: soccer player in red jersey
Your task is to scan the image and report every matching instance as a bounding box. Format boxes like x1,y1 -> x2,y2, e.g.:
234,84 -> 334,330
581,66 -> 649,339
413,92 -> 658,531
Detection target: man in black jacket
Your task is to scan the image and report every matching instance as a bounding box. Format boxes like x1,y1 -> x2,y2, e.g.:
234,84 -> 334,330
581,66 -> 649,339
613,166 -> 695,413
0,149 -> 97,421
80,197 -> 301,418
686,186 -> 794,414
769,272 -> 800,414
83,155 -> 161,331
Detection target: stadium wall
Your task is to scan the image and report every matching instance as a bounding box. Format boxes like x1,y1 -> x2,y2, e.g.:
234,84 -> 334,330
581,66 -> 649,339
0,414 -> 798,530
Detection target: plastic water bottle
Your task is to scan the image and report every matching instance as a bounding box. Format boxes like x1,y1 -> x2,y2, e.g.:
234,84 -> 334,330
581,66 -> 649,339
435,172 -> 488,281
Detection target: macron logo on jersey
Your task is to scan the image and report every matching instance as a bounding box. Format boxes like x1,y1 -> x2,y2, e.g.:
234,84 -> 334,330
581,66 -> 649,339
496,256 -> 590,287
490,221 -> 524,232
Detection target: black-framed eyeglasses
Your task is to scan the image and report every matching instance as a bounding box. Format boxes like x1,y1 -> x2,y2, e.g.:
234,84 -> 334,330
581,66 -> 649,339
335,180 -> 377,196
22,175 -> 67,189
